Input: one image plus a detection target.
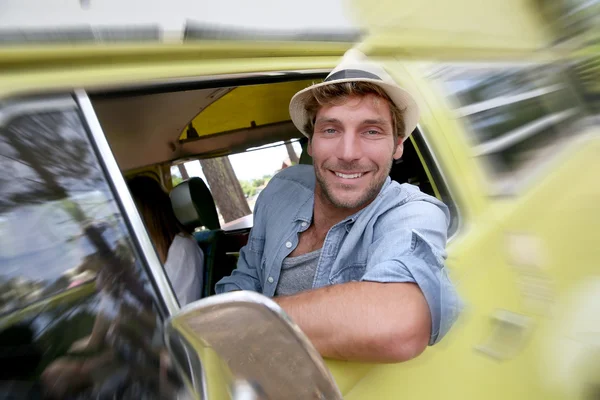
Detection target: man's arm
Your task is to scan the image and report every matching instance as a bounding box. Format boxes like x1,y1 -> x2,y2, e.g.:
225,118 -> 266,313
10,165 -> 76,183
276,199 -> 461,362
275,281 -> 430,363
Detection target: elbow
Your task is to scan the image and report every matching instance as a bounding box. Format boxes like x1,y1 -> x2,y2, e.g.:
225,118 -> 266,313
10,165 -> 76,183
373,319 -> 430,363
391,332 -> 429,362
380,330 -> 428,363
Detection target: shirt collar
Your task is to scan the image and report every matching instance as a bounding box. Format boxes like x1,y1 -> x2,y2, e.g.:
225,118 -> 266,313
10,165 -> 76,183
294,190 -> 314,223
294,176 -> 393,227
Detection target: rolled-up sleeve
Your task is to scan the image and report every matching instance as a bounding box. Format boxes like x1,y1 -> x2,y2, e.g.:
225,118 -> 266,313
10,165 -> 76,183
361,200 -> 462,345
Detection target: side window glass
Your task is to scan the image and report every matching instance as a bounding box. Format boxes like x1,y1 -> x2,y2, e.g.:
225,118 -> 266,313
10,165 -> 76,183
0,98 -> 185,399
425,63 -> 591,194
569,54 -> 600,115
538,0 -> 600,42
170,139 -> 302,229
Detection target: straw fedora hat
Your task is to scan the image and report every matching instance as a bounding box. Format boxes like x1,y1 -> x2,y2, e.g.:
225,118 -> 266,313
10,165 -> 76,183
289,49 -> 420,141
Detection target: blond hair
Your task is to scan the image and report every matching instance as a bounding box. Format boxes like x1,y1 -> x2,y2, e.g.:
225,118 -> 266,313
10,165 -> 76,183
303,82 -> 406,142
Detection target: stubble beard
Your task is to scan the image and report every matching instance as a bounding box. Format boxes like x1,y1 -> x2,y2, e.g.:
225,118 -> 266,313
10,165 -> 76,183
314,159 -> 393,210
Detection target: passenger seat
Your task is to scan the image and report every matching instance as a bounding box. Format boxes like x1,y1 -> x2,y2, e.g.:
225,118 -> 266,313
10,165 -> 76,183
170,177 -> 224,298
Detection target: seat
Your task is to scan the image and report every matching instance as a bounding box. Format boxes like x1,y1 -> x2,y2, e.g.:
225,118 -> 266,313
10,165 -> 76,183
170,177 -> 225,298
298,137 -> 313,165
389,134 -> 434,196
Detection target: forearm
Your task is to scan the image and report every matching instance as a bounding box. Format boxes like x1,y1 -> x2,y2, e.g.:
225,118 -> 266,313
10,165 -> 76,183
275,281 -> 431,362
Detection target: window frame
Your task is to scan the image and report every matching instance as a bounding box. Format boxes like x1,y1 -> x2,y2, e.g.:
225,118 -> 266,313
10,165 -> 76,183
77,90 -> 205,397
411,125 -> 462,241
74,90 -> 181,316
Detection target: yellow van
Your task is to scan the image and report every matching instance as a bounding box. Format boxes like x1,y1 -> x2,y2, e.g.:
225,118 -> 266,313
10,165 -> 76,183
0,0 -> 598,398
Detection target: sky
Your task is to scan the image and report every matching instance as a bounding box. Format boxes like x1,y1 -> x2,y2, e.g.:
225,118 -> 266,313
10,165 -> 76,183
176,140 -> 303,183
0,0 -> 355,39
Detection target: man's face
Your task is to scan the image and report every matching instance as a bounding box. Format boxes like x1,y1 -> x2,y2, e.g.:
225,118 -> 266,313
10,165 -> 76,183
309,94 -> 403,210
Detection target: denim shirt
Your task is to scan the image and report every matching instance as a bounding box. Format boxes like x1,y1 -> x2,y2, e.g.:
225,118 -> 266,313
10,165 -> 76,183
216,165 -> 461,345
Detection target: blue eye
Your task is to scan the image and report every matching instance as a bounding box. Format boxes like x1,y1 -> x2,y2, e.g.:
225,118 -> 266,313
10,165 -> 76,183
366,130 -> 381,135
324,128 -> 337,134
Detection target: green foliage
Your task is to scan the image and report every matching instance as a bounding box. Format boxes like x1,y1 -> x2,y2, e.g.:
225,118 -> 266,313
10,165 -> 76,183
240,180 -> 256,198
252,178 -> 265,187
172,175 -> 183,187
239,174 -> 272,198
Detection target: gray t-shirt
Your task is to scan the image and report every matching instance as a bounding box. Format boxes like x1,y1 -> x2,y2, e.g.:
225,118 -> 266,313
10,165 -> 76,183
274,248 -> 321,296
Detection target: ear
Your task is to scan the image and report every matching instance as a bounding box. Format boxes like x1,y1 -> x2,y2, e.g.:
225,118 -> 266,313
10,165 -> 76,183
393,141 -> 404,160
307,137 -> 313,157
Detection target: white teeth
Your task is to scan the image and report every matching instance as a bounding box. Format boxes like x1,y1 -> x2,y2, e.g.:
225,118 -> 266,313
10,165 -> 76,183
335,172 -> 363,179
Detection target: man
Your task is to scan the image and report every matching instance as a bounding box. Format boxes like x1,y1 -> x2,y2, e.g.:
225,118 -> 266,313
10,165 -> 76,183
216,49 -> 461,363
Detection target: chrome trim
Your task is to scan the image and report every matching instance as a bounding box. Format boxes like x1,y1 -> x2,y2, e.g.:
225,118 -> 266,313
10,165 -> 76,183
164,325 -> 207,400
423,61 -> 541,81
456,84 -> 565,117
473,109 -> 577,156
489,124 -> 599,196
474,309 -> 532,360
74,89 -> 179,315
171,290 -> 342,399
416,124 -> 463,242
0,98 -> 75,126
177,289 -> 277,314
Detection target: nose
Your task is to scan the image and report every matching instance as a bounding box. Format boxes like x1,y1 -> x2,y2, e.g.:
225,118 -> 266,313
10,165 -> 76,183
336,132 -> 362,162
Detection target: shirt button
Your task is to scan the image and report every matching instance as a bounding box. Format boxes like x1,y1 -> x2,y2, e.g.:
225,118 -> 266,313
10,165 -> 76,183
267,277 -> 274,283
301,222 -> 307,227
285,241 -> 292,248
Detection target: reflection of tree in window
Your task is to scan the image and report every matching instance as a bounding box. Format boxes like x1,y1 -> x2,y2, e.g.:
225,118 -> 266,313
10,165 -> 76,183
0,105 -> 181,398
0,110 -> 152,309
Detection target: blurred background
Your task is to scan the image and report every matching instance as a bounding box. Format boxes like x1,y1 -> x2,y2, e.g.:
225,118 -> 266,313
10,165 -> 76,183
0,0 -> 599,399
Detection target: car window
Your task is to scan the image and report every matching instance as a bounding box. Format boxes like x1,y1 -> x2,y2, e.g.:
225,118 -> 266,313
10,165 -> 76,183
424,62 -> 591,194
0,97 -> 188,399
538,0 -> 600,42
172,139 -> 302,229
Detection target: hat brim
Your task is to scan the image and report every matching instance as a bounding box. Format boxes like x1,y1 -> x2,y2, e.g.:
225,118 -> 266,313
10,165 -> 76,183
289,77 -> 420,141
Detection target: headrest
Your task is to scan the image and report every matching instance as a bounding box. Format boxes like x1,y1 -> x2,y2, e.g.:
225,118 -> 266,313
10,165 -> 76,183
170,177 -> 221,231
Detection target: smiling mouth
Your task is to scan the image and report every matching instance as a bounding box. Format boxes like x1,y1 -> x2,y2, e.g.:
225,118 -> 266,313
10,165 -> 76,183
333,171 -> 365,179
